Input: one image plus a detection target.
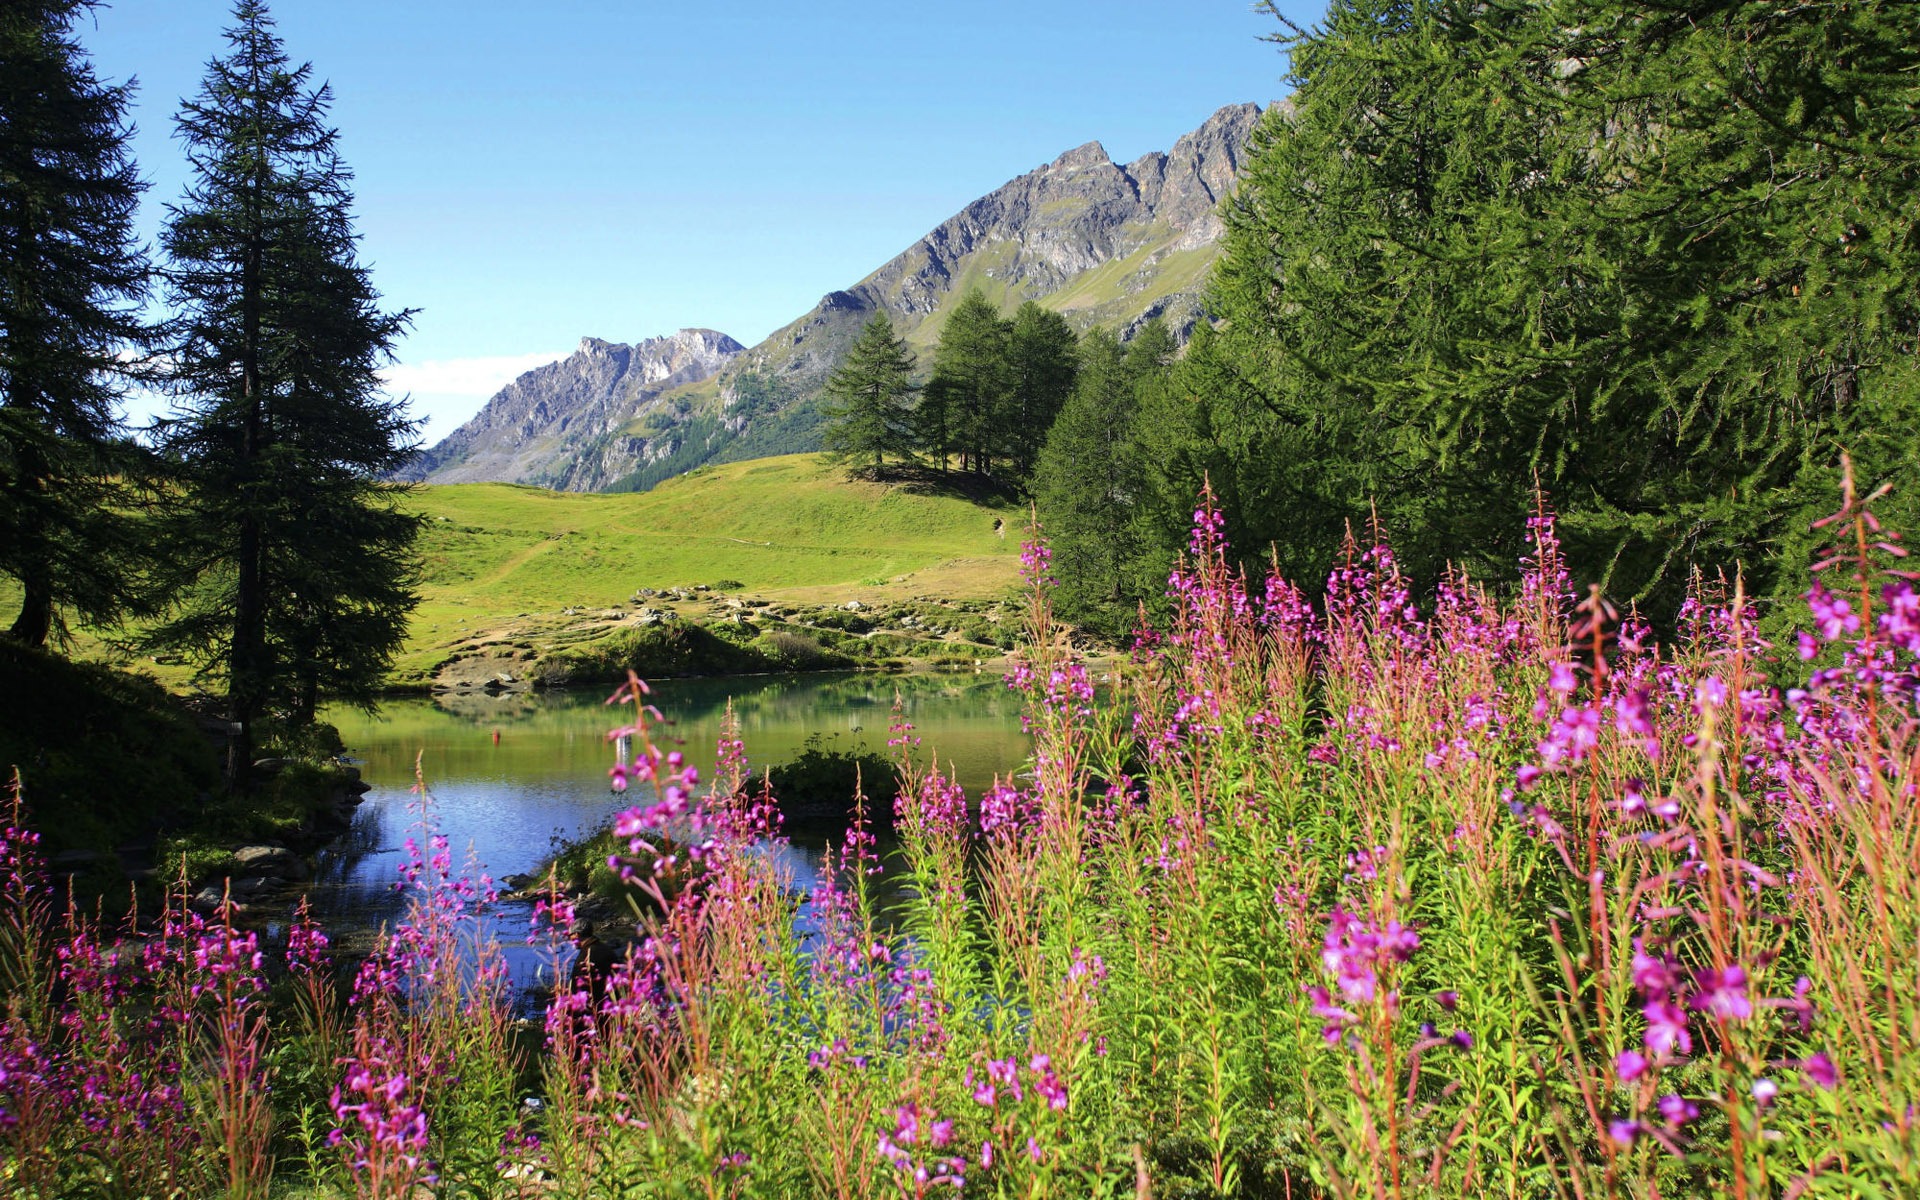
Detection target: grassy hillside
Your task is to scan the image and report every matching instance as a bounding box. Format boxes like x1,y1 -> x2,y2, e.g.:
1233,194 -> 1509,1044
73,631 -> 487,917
401,453 -> 1023,683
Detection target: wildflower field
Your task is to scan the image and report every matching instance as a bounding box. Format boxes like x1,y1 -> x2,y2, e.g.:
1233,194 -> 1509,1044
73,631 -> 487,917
5,476 -> 1920,1200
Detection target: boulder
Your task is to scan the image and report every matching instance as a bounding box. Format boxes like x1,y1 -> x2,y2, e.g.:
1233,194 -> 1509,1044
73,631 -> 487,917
233,844 -> 294,871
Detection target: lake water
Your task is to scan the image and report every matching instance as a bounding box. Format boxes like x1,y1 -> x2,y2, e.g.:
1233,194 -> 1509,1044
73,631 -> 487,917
316,672 -> 1030,986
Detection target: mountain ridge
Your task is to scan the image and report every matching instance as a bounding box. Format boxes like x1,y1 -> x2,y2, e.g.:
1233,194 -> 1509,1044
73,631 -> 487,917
403,101 -> 1264,492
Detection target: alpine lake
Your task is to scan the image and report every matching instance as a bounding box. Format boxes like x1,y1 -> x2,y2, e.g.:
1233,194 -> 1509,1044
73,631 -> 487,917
313,671 -> 1031,995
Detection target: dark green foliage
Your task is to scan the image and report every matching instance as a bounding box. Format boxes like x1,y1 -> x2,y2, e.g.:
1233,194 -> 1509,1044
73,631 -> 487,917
147,0 -> 421,780
1032,325 -> 1175,638
749,733 -> 899,831
0,639 -> 218,854
923,290 -> 1011,475
0,1 -> 157,647
820,314 -> 919,474
1001,301 -> 1080,483
1198,0 -> 1920,617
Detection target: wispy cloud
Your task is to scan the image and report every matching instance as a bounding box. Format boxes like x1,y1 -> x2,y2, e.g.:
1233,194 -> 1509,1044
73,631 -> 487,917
381,351 -> 567,401
381,351 -> 569,444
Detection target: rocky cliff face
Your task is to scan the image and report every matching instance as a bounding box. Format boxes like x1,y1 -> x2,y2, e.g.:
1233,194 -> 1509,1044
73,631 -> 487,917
396,329 -> 743,489
402,102 -> 1263,491
738,102 -> 1260,386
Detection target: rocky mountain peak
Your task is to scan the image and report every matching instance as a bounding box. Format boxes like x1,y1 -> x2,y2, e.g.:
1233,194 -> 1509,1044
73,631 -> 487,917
394,328 -> 744,488
1051,140 -> 1112,172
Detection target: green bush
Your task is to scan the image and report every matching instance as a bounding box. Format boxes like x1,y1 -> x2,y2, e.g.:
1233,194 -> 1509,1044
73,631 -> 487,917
753,630 -> 849,671
750,733 -> 899,829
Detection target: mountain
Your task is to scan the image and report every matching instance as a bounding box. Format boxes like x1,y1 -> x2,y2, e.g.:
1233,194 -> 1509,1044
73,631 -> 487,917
393,329 -> 743,487
404,102 -> 1263,492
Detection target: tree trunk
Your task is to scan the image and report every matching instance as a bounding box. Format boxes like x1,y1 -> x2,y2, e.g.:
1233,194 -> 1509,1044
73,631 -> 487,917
7,576 -> 52,648
227,207 -> 266,793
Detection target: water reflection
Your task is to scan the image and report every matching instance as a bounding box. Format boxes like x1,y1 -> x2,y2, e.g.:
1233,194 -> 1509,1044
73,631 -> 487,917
316,673 -> 1030,989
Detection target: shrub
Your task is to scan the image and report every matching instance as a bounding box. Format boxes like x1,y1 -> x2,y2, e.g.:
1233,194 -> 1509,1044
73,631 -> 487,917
749,732 -> 899,829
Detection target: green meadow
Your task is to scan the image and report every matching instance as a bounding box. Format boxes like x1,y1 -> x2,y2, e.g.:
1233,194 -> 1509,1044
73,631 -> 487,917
390,453 -> 1023,681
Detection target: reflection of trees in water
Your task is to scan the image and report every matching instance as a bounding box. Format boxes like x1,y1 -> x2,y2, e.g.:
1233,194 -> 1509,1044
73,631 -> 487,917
430,690 -> 545,723
370,674 -> 1024,740
308,801 -> 407,932
652,673 -> 1021,726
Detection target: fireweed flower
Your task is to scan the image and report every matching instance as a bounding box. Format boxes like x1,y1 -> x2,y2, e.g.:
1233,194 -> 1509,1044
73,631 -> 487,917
1643,999 -> 1692,1059
1689,965 -> 1754,1021
1807,586 -> 1861,641
877,1101 -> 966,1192
330,1042 -> 433,1179
1316,908 -> 1419,1031
1019,537 -> 1055,588
1800,1052 -> 1838,1090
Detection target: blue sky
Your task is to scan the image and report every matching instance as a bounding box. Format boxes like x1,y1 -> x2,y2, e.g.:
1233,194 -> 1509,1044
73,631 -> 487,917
80,1 -> 1320,441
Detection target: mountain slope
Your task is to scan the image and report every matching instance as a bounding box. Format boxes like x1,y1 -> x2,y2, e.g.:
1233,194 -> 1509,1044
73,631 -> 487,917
395,329 -> 743,486
407,102 -> 1263,492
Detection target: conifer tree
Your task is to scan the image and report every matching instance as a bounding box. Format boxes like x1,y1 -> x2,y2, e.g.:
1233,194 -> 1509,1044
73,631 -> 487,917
0,0 -> 155,648
819,313 -> 918,475
1001,301 -> 1078,485
1033,327 -> 1161,636
150,0 -> 419,784
1207,0 -> 1920,615
925,290 -> 1010,476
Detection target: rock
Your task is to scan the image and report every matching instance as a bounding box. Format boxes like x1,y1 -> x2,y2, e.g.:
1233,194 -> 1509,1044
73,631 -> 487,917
842,600 -> 864,612
50,849 -> 101,870
189,886 -> 225,914
252,757 -> 289,775
231,876 -> 274,896
233,845 -> 296,872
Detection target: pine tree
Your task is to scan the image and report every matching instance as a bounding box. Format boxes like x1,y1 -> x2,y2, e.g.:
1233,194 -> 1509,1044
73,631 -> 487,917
150,0 -> 419,785
925,290 -> 1011,476
819,313 -> 918,475
0,0 -> 155,648
1001,302 -> 1078,485
1033,328 -> 1155,637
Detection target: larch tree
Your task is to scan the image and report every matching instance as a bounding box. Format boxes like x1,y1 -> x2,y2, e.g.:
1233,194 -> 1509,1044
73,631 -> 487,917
1033,327 -> 1159,637
1001,301 -> 1078,486
819,313 -> 918,475
150,0 -> 419,785
0,0 -> 156,648
924,290 -> 1010,476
